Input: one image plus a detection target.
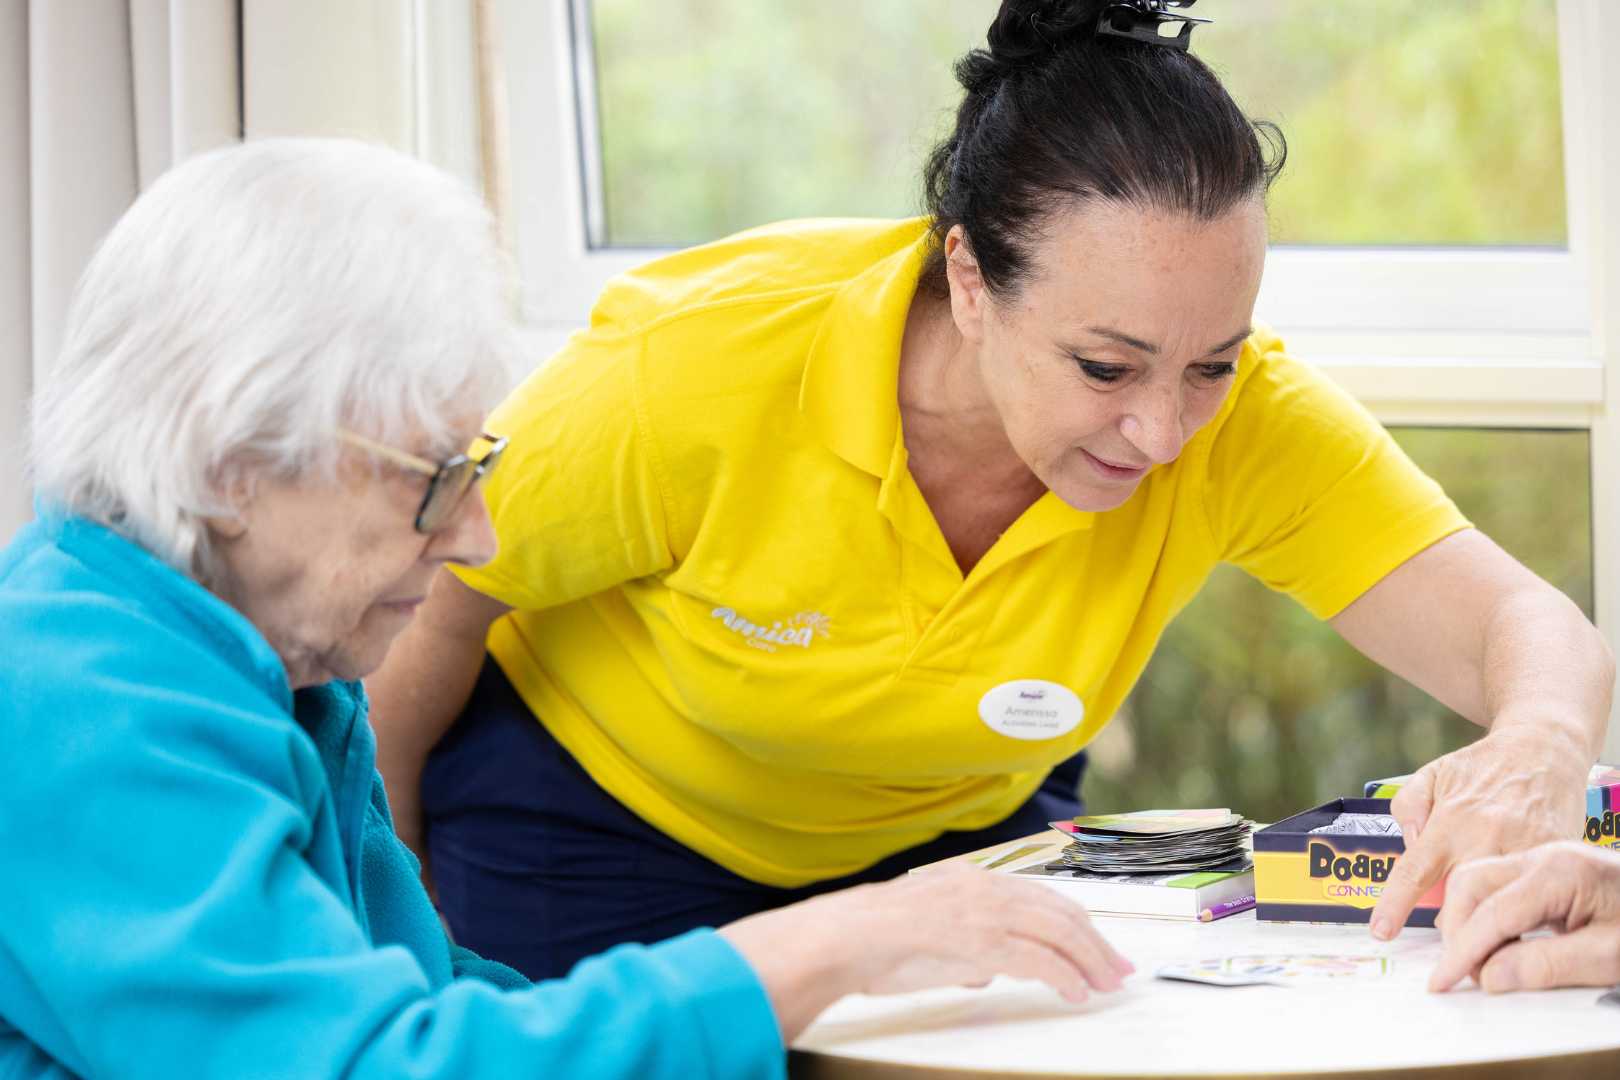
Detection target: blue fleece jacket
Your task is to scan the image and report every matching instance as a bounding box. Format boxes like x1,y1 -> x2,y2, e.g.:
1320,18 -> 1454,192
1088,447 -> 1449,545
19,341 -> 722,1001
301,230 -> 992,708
0,508 -> 784,1079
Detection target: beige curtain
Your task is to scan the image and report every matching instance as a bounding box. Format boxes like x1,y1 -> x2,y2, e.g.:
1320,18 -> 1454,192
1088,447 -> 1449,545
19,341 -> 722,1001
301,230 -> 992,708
0,2 -> 29,544
242,0 -> 413,145
0,0 -> 241,546
1,0 -> 488,547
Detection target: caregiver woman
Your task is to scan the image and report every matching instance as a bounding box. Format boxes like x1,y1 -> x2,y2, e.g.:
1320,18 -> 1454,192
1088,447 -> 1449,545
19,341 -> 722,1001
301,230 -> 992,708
370,0 -> 1613,979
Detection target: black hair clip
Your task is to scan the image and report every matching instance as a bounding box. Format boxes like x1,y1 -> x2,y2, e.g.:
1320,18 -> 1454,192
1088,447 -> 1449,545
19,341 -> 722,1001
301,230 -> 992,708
1096,0 -> 1211,52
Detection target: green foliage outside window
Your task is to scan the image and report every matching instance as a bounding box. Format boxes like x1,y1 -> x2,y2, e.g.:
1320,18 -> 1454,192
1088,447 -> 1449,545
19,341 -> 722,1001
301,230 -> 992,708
587,0 -> 1565,248
1202,0 -> 1565,246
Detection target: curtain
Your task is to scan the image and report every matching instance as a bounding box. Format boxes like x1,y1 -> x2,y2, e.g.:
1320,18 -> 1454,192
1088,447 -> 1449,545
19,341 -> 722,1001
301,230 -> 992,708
1,0 -> 489,546
1,0 -> 241,545
1,0 -> 479,550
243,0 -> 413,145
0,1 -> 29,544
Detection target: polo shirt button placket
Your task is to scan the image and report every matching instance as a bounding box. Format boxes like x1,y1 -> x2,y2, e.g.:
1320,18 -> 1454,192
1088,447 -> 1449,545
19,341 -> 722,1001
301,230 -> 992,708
914,621 -> 971,677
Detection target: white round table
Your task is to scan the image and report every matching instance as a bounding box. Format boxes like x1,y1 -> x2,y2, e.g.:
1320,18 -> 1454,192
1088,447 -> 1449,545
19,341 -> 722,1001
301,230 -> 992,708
791,912 -> 1620,1078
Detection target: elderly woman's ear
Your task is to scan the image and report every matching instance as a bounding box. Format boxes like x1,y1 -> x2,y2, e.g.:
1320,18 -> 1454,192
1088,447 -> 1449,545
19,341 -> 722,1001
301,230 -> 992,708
202,509 -> 249,541
201,465 -> 257,540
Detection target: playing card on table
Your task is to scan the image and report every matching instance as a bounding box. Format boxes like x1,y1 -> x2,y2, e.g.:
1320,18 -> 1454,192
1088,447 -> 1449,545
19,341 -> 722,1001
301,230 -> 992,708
1157,954 -> 1393,988
1068,809 -> 1244,836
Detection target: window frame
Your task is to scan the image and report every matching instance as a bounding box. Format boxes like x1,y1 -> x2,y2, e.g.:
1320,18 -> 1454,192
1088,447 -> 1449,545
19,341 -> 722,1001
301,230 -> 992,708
460,0 -> 1620,756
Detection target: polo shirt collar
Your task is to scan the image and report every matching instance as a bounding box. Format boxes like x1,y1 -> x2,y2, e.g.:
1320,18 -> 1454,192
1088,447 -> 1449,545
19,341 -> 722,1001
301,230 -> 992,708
799,220 -> 931,478
798,222 -> 1094,576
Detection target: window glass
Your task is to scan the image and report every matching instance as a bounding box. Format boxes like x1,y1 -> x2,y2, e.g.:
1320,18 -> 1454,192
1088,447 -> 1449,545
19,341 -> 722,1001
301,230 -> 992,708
1200,0 -> 1566,246
581,0 -> 979,248
1082,428 -> 1592,823
582,0 -> 1566,249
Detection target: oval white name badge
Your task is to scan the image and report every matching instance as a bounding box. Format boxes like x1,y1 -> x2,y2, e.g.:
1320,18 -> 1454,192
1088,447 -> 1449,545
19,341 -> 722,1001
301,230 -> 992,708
978,680 -> 1084,741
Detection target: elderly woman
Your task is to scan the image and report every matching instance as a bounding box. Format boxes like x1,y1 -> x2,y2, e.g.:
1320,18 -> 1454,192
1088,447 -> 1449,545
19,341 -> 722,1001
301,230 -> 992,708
0,138 -> 1130,1080
368,0 -> 1614,982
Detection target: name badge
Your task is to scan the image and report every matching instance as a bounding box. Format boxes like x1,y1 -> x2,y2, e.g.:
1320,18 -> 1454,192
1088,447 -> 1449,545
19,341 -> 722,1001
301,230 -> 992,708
978,680 -> 1084,741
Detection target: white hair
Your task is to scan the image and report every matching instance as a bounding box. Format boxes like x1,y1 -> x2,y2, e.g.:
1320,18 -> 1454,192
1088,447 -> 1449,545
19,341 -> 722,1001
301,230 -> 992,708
29,137 -> 520,583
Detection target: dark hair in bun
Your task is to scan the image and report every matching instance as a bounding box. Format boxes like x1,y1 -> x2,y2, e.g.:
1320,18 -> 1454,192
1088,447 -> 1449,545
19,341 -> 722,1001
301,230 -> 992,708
921,0 -> 1286,297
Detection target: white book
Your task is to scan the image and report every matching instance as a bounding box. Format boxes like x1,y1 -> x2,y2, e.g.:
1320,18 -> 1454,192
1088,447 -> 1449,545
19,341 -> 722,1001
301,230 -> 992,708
909,833 -> 1254,921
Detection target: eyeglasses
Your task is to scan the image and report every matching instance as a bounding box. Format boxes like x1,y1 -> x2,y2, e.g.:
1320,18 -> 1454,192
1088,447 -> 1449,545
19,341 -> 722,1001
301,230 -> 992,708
338,429 -> 509,533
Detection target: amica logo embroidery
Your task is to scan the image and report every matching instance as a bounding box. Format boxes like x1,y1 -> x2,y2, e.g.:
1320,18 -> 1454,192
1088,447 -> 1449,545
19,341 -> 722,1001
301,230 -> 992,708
710,607 -> 831,652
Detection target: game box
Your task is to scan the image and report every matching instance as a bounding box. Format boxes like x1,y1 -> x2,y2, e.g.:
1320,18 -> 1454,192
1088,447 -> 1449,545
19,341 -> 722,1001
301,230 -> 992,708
1252,797 -> 1441,927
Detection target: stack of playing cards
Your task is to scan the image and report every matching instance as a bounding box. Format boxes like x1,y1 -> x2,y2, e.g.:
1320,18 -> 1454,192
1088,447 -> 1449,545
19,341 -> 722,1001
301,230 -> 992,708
1051,809 -> 1253,874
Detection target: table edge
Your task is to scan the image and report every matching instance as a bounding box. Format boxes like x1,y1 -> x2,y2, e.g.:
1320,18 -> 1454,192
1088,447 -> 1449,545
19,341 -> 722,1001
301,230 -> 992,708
787,1046 -> 1620,1080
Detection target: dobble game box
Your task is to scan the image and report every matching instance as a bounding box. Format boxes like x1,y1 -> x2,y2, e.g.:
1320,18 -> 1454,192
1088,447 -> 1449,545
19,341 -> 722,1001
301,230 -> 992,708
1252,798 -> 1441,927
1364,763 -> 1620,850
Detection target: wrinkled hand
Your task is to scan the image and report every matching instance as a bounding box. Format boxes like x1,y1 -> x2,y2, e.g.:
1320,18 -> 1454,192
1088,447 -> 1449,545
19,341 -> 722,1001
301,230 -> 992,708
1371,727 -> 1589,940
838,868 -> 1132,998
718,867 -> 1132,1040
1428,842 -> 1620,993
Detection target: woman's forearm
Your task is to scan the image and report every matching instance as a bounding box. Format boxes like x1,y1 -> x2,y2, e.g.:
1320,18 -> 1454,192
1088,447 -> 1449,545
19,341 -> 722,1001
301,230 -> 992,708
1480,585 -> 1613,760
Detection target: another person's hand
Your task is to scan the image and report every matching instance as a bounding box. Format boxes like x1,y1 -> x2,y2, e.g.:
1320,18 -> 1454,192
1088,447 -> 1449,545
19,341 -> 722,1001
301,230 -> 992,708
1428,841 -> 1620,993
1370,725 -> 1589,939
717,868 -> 1132,1040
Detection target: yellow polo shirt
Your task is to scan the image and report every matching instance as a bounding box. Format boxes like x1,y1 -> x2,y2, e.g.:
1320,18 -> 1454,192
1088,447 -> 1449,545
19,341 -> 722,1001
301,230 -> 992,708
455,217 -> 1469,888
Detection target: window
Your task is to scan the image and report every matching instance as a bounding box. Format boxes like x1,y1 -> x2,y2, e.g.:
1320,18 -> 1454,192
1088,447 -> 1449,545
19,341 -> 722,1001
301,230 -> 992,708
1202,0 -> 1567,247
582,0 -> 1567,250
580,1 -> 977,249
548,0 -> 1596,405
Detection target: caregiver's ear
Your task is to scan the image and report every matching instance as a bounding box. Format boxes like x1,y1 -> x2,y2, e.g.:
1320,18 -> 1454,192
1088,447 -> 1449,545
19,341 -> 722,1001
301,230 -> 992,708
944,225 -> 989,341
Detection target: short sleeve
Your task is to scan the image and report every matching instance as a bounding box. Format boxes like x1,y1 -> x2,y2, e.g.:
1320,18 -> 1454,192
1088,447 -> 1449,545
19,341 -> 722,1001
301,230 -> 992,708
453,327 -> 676,611
1201,332 -> 1472,619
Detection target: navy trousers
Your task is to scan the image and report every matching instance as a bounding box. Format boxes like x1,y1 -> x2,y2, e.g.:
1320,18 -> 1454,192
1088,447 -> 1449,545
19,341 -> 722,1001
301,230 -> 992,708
421,658 -> 1087,981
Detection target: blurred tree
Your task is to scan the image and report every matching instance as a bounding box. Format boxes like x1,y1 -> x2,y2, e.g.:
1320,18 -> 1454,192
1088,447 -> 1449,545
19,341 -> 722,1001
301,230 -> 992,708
588,0 -> 984,246
588,0 -> 1565,247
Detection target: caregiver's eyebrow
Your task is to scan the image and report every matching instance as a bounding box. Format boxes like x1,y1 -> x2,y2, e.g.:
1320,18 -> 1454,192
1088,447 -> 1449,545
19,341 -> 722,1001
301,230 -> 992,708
1084,325 -> 1252,358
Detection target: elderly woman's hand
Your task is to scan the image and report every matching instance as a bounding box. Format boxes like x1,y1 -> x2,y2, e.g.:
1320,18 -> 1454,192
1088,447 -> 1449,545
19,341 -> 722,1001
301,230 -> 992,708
1370,724 -> 1591,939
1427,842 -> 1620,993
717,868 -> 1132,1040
